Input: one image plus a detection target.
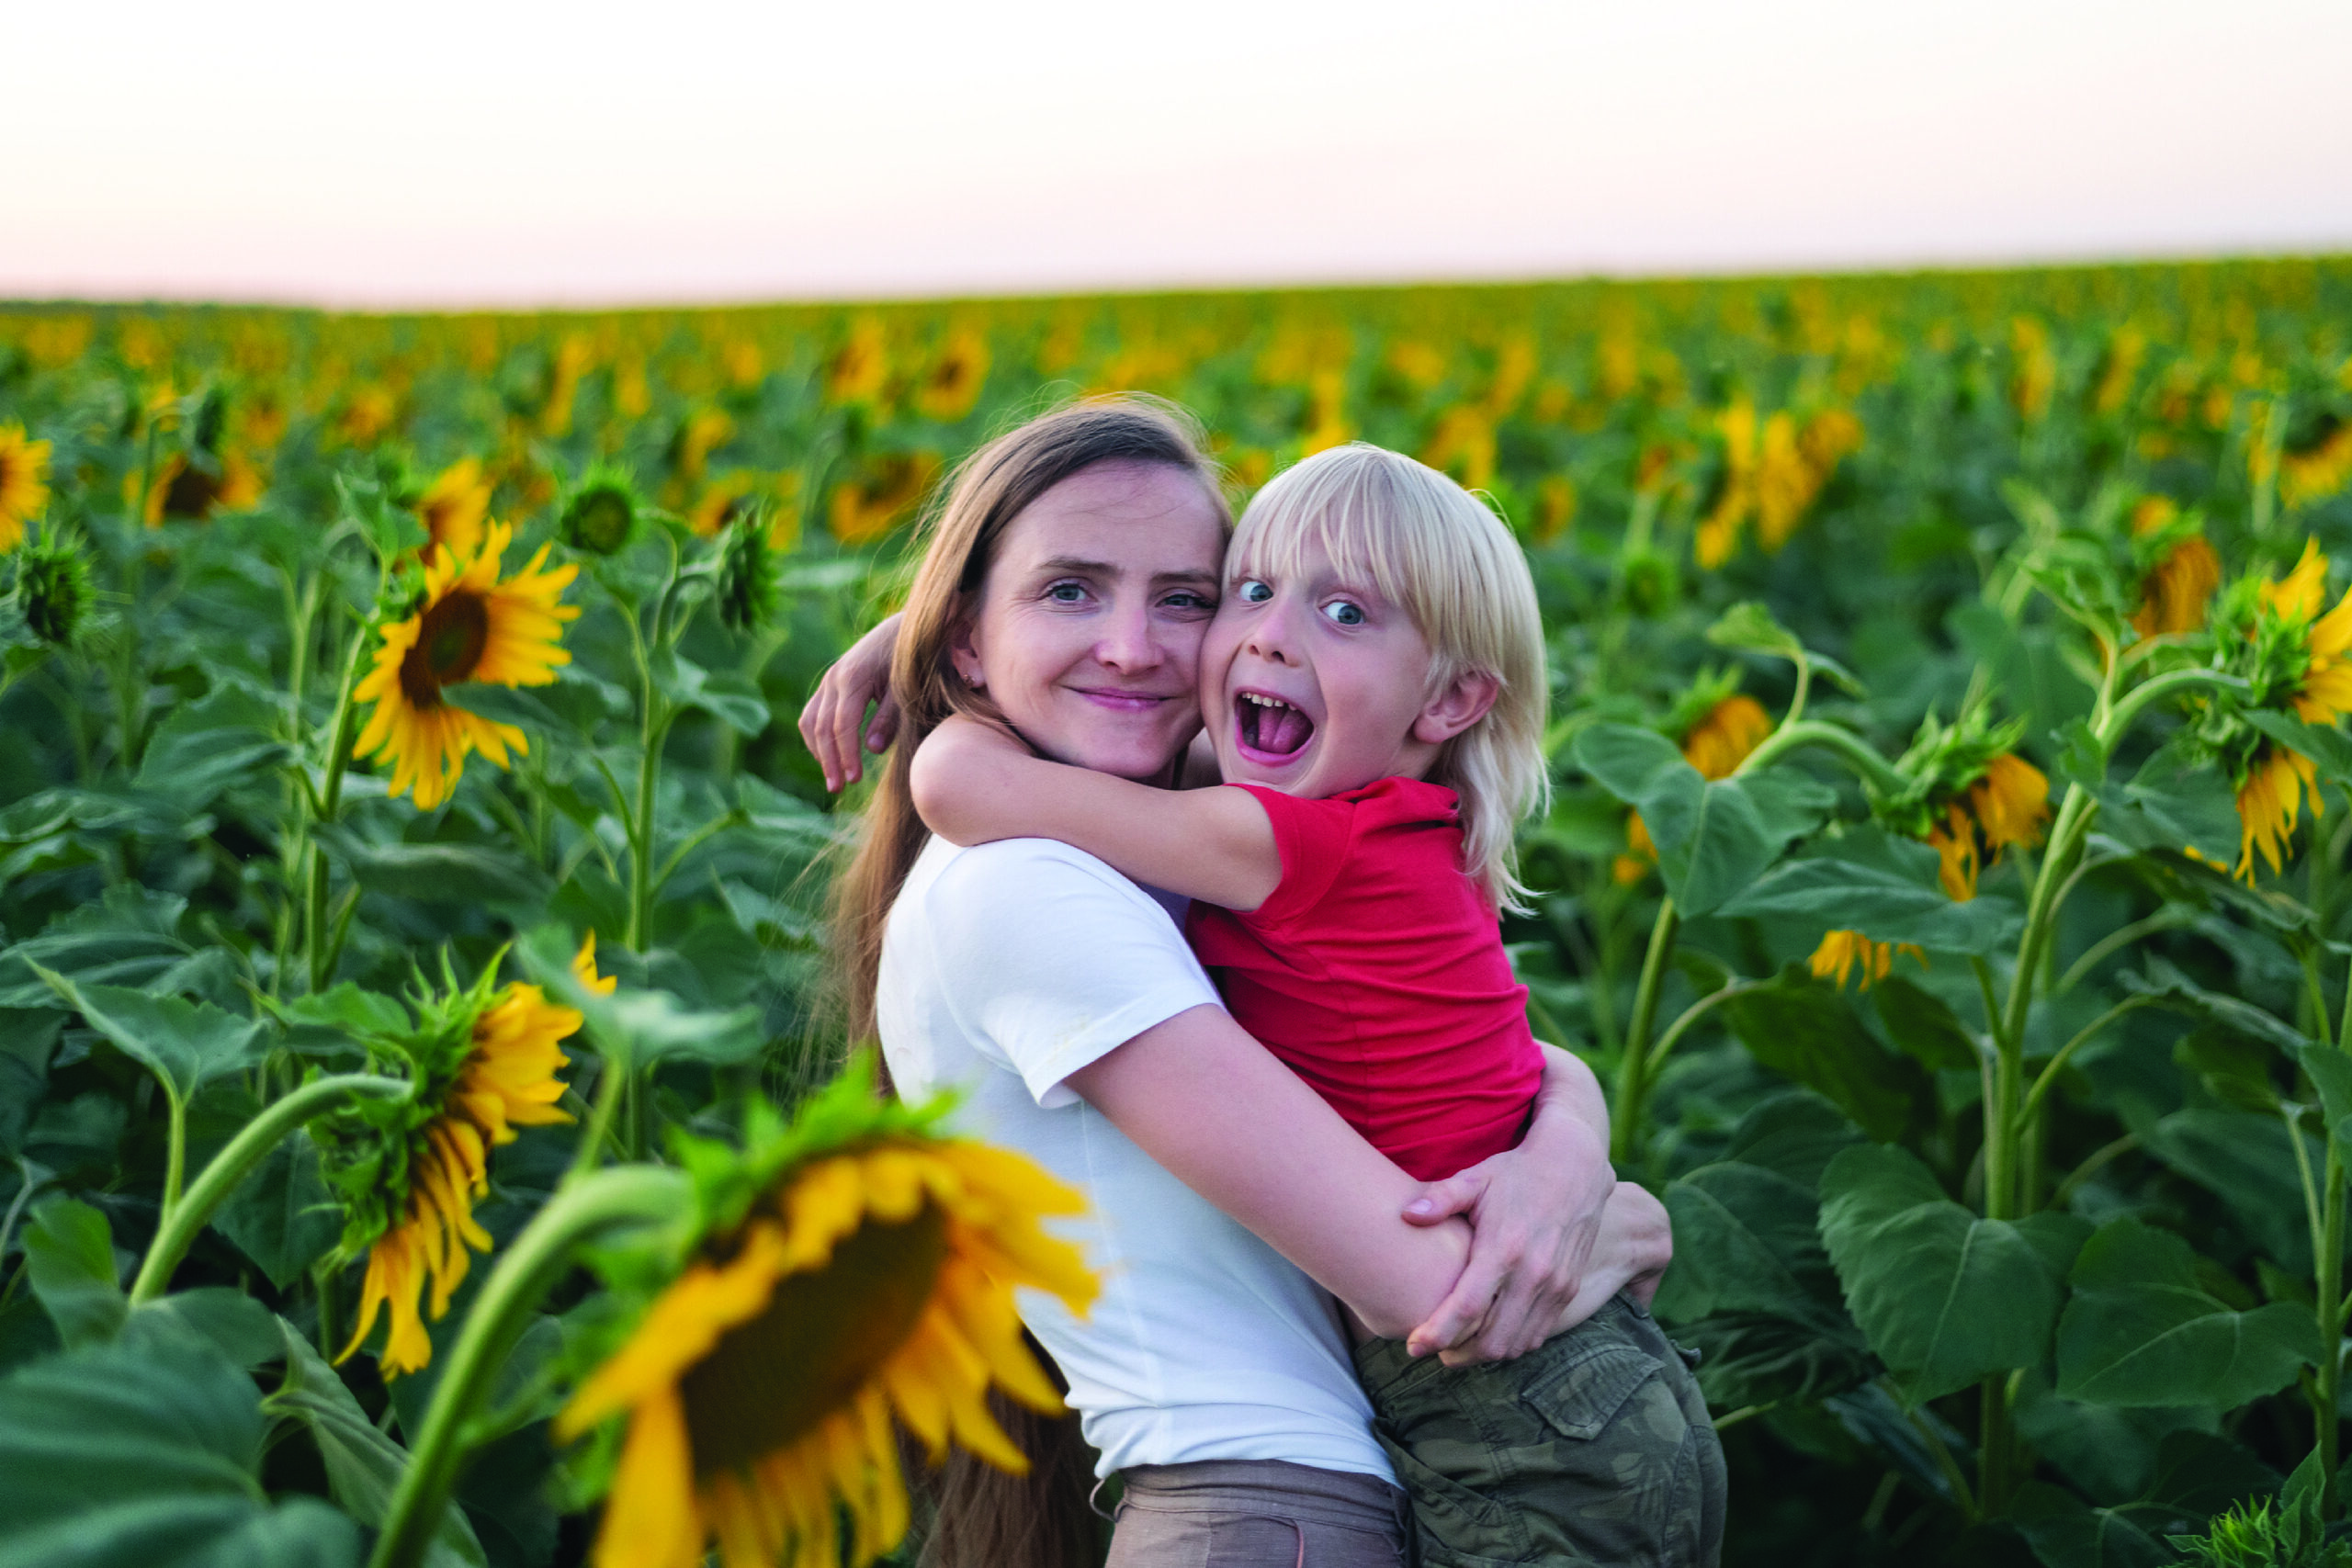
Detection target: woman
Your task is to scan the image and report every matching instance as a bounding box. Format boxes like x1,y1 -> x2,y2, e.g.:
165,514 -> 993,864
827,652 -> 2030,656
809,398 -> 1670,1566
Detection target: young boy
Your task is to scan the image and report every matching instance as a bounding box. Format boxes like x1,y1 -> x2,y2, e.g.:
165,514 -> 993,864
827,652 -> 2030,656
910,443 -> 1724,1567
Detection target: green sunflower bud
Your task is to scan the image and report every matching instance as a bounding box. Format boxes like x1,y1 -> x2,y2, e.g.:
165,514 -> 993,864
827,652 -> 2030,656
716,507 -> 777,634
15,526 -> 96,647
559,468 -> 641,557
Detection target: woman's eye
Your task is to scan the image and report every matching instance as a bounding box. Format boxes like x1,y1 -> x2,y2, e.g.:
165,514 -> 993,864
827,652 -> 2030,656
1164,591 -> 1216,612
1044,581 -> 1088,604
1237,580 -> 1272,604
1321,600 -> 1366,626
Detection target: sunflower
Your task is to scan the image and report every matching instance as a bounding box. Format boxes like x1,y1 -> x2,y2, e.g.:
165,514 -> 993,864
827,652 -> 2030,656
830,453 -> 942,547
2227,539 -> 2352,876
1809,930 -> 1926,992
353,520 -> 579,810
1925,752 -> 2051,901
689,472 -> 762,539
912,328 -> 990,423
1616,694 -> 1773,882
557,1071 -> 1097,1568
334,936 -> 606,1376
2128,495 -> 2222,638
415,457 -> 494,561
1419,406 -> 1496,492
0,424 -> 51,551
2279,415 -> 2352,511
138,448 -> 266,524
826,319 -> 890,408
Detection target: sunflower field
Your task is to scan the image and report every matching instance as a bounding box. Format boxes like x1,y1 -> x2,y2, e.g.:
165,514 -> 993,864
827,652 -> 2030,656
3,257 -> 2352,1568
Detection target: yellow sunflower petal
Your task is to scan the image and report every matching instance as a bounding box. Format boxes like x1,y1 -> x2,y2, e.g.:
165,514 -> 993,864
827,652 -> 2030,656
595,1388 -> 707,1568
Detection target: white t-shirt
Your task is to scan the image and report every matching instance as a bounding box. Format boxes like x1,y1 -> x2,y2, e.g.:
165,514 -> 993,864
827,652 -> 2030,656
876,834 -> 1392,1483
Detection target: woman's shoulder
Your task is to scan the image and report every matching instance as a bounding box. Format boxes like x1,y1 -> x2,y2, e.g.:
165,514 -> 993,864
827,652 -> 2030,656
907,836 -> 1180,938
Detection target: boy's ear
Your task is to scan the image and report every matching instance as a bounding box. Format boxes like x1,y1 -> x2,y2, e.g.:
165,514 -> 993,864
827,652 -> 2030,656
1413,669 -> 1501,745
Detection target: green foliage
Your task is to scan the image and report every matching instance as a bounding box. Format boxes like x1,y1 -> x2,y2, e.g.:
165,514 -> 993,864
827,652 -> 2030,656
2171,1452 -> 2352,1567
1817,1144 -> 2086,1403
3,263 -> 2352,1565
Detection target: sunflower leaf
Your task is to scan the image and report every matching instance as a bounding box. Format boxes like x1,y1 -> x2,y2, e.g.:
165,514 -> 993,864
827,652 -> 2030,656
31,970 -> 266,1107
1718,857 -> 2021,953
2055,1216 -> 2320,1408
514,926 -> 762,1067
21,1197 -> 126,1350
263,1322 -> 485,1568
2241,708 -> 2352,784
0,1325 -> 362,1568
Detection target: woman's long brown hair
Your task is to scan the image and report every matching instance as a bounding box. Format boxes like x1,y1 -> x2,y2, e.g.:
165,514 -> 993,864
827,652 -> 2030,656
831,394 -> 1228,1044
826,394 -> 1227,1568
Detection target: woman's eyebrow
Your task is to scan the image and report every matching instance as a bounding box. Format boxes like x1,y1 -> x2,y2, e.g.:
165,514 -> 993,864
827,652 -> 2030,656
1152,568 -> 1219,592
1033,554 -> 1117,578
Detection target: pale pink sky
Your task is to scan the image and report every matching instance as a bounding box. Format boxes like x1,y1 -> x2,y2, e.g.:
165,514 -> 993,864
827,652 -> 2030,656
8,0 -> 2349,308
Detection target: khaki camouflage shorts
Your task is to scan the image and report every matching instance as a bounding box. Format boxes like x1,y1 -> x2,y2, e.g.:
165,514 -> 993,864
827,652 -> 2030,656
1353,1293 -> 1726,1568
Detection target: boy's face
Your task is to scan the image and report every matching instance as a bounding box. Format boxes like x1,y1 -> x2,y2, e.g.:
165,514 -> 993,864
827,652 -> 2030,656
1198,534 -> 1442,798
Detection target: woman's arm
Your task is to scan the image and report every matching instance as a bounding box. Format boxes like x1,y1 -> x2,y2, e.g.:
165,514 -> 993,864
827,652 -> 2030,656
1063,1002 -> 1468,1341
1066,1010 -> 1661,1363
1399,1043 -> 1617,1359
912,714 -> 1282,911
797,611 -> 902,791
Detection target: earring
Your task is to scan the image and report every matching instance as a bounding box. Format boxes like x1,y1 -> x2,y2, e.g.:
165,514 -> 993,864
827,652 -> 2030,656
965,671 -> 985,689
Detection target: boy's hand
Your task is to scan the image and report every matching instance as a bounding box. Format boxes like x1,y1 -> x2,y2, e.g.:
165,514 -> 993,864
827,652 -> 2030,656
797,612 -> 902,792
909,713 -> 1029,844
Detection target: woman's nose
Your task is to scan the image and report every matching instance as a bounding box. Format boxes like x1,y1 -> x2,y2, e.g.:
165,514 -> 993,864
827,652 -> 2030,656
1093,601 -> 1162,671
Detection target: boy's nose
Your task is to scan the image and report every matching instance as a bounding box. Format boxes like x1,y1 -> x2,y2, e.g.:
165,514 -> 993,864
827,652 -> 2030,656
1246,605 -> 1300,665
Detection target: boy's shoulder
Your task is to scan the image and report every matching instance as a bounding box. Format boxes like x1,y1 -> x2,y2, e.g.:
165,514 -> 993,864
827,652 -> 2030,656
1331,773 -> 1460,828
1233,773 -> 1458,823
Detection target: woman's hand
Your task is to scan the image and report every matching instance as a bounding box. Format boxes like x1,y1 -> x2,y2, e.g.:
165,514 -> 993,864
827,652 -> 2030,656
1407,1178 -> 1669,1367
1398,1045 -> 1616,1363
1553,1181 -> 1672,1325
797,612 -> 903,791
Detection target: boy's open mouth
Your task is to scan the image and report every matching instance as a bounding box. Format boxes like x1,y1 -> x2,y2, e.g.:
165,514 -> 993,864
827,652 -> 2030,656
1236,691 -> 1315,759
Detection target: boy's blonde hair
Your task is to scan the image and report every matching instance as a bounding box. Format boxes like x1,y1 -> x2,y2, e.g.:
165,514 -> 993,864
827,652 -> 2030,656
1231,443 -> 1551,914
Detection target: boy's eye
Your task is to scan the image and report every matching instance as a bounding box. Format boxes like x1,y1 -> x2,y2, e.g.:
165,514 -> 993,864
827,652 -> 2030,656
1236,580 -> 1273,604
1321,600 -> 1365,627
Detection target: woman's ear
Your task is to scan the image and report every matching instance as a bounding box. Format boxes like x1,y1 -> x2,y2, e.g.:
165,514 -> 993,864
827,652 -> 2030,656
1412,670 -> 1501,745
947,617 -> 986,690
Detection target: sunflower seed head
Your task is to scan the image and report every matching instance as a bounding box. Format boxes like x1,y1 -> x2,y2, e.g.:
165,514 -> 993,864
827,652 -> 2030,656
560,470 -> 641,557
16,526 -> 95,647
716,506 -> 778,634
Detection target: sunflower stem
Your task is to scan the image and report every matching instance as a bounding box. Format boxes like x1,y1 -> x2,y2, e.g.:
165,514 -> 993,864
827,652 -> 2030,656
2096,667 -> 2249,750
1611,898 -> 1679,1167
1733,718 -> 1908,795
160,1089 -> 187,1231
368,1166 -> 691,1568
130,1073 -> 411,1305
304,621 -> 371,994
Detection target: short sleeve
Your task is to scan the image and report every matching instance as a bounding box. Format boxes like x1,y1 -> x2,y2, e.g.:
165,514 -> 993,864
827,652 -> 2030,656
917,839 -> 1221,1108
1227,785 -> 1354,929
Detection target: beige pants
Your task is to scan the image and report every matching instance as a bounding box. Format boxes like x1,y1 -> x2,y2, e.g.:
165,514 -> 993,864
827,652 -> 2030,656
1107,1459 -> 1408,1568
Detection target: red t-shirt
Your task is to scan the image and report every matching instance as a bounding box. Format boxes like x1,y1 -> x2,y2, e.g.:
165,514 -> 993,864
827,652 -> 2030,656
1185,775 -> 1544,1181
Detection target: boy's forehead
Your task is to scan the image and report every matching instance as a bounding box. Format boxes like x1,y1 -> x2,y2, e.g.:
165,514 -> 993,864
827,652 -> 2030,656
1228,528 -> 1383,593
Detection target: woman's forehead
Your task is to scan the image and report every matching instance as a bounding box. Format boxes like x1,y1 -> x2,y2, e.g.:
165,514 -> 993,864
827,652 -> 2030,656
999,462 -> 1223,571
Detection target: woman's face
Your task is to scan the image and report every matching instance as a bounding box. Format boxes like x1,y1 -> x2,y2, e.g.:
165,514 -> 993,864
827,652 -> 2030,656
951,461 -> 1226,782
